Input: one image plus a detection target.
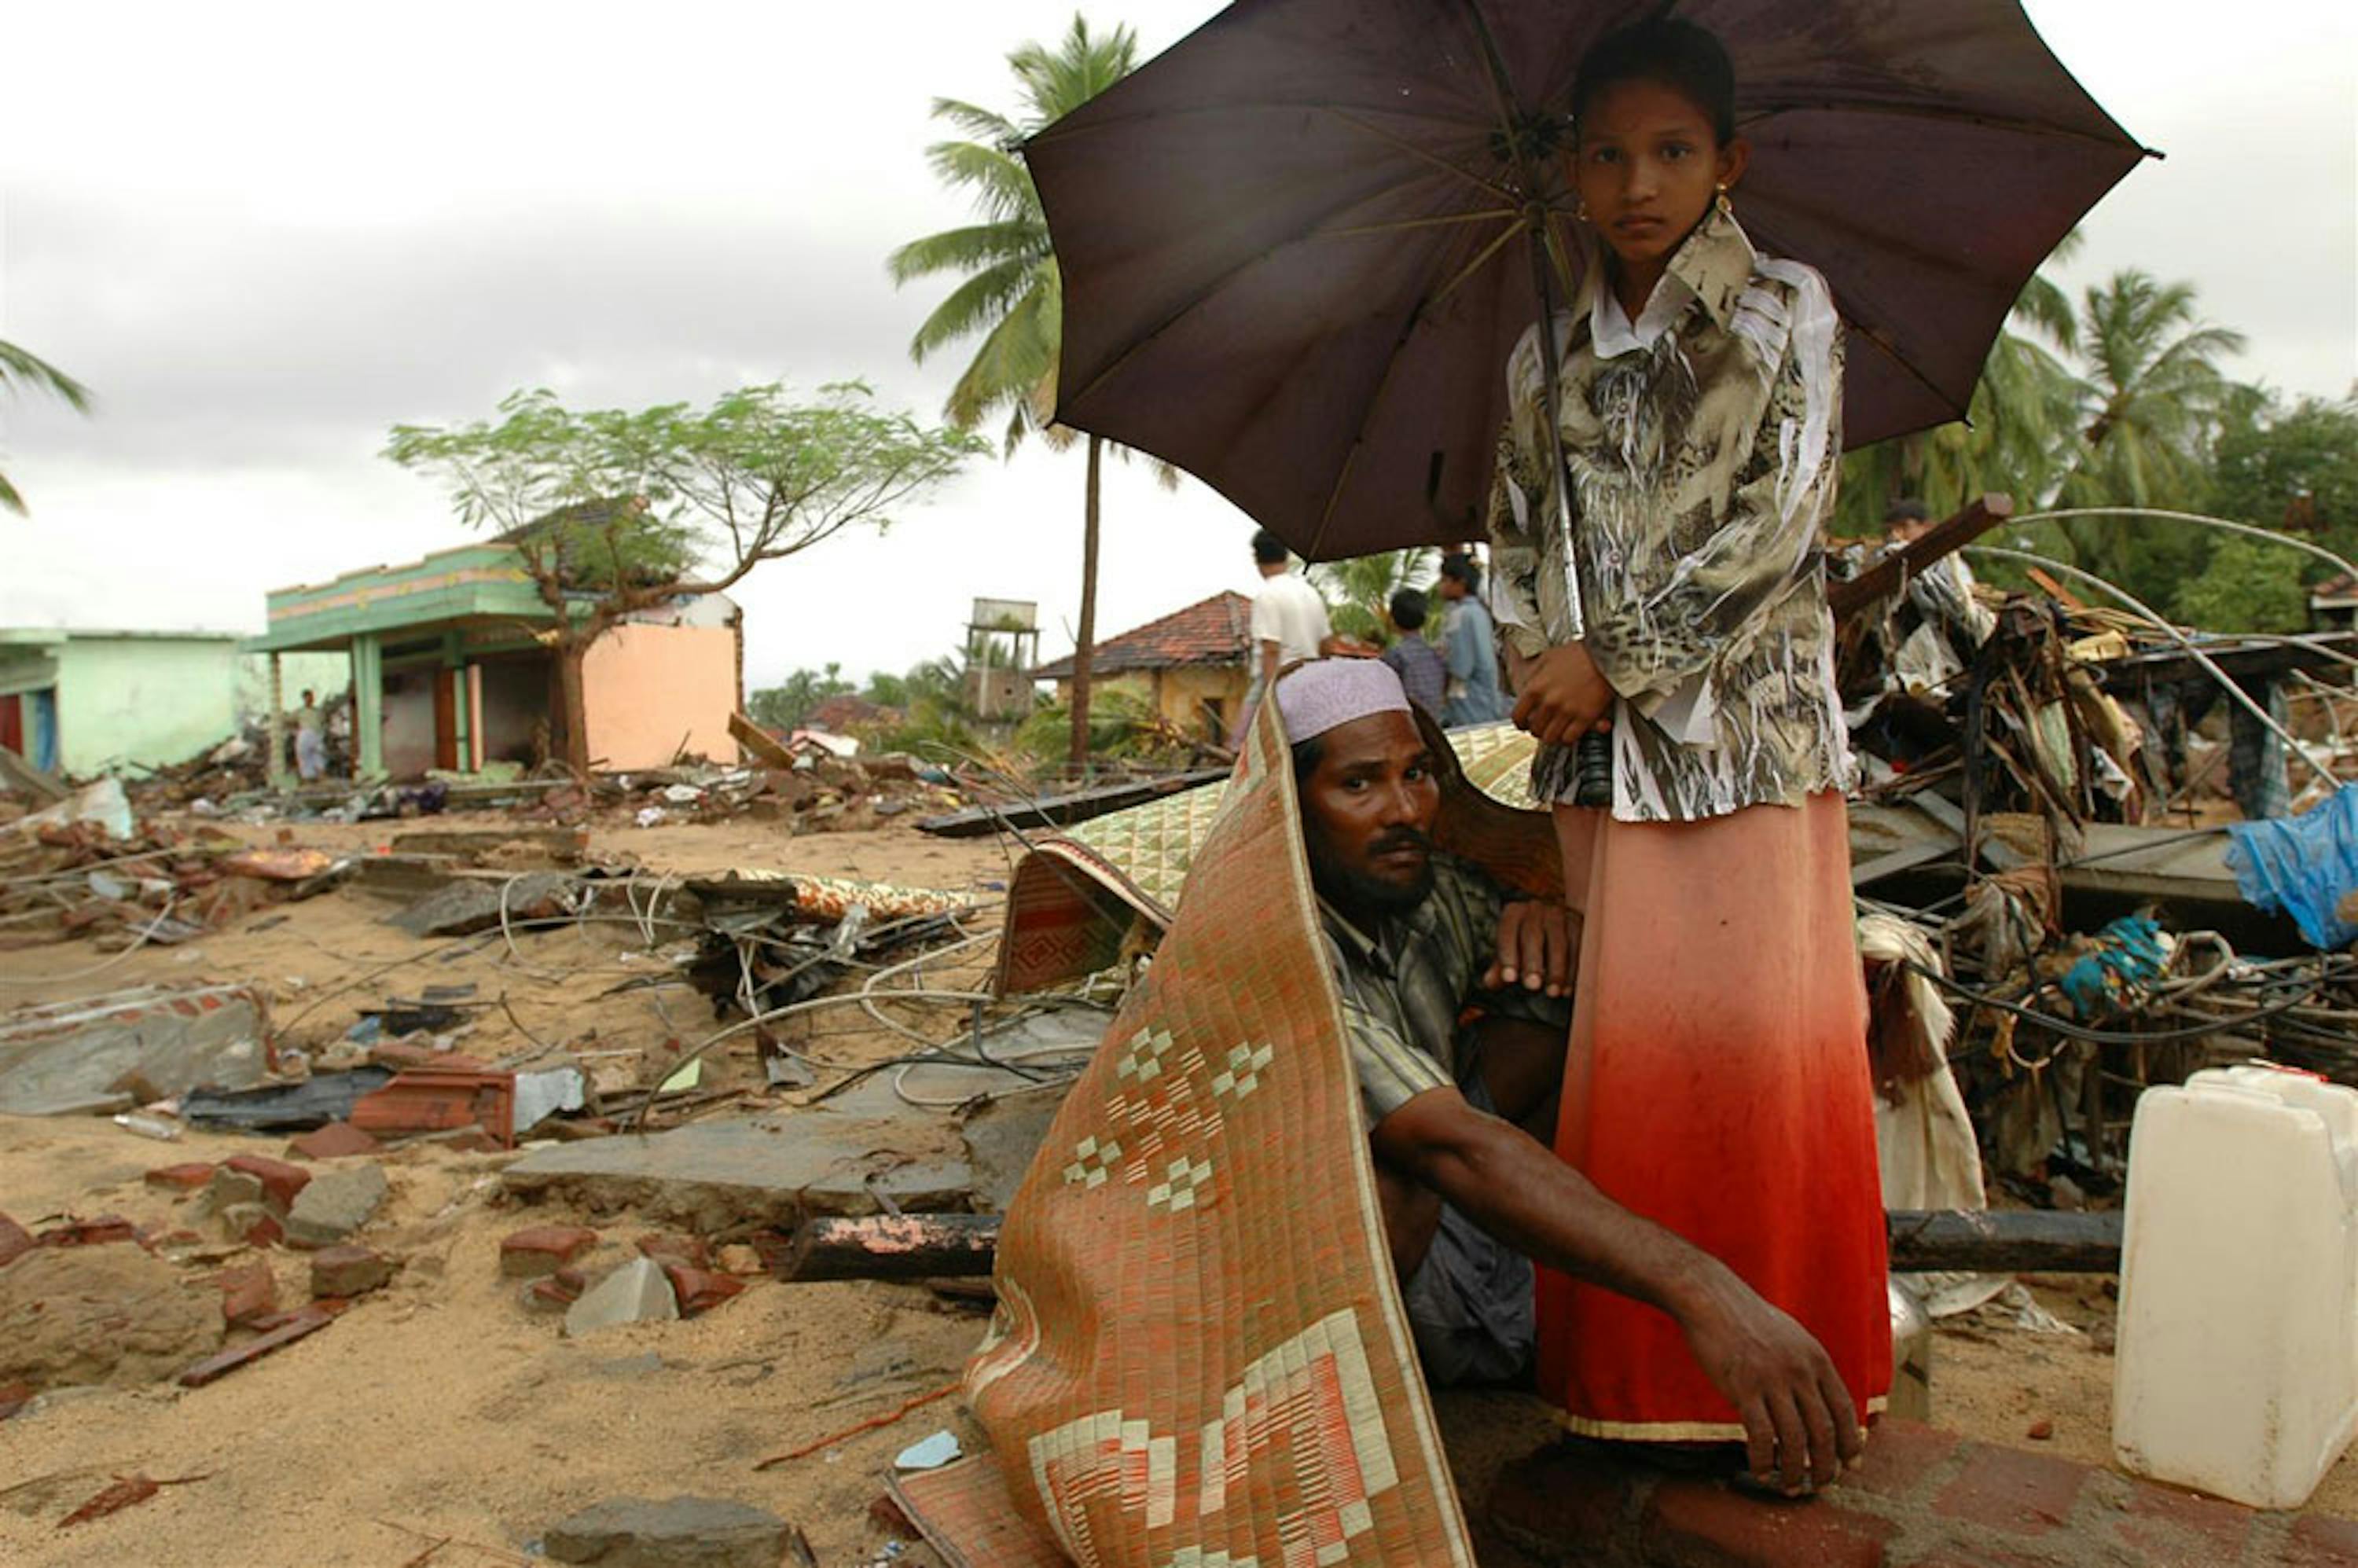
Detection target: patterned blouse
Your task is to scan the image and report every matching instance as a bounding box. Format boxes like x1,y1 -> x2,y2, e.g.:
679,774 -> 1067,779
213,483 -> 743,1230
1484,207 -> 1855,823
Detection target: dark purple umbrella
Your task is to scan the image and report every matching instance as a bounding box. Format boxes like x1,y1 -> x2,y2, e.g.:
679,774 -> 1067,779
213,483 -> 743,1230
1026,0 -> 2151,559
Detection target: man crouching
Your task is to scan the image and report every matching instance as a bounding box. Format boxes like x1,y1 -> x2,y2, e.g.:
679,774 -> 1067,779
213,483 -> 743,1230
1277,658 -> 1864,1493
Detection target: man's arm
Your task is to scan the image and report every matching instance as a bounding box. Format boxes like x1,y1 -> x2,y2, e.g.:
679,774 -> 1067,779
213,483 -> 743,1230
1259,637 -> 1282,690
1371,1092 -> 1862,1491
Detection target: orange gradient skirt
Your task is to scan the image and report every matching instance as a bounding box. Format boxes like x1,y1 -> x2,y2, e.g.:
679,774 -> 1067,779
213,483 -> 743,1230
1536,791 -> 1890,1438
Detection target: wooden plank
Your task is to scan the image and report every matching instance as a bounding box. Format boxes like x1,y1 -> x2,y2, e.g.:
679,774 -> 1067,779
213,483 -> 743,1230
777,1208 -> 2125,1282
0,742 -> 68,804
1827,494 -> 2016,622
729,711 -> 799,772
176,1305 -> 338,1386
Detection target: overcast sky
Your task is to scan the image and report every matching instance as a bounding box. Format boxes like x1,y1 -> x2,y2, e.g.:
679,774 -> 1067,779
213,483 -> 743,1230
2,0 -> 2351,692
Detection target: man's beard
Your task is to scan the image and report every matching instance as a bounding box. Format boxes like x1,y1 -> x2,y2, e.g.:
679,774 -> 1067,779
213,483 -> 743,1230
1309,825 -> 1435,917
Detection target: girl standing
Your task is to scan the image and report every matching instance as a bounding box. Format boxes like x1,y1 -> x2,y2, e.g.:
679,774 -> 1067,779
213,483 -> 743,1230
1487,17 -> 1891,1455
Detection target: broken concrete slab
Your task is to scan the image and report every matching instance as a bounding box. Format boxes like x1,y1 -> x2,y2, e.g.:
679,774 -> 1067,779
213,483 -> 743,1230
959,1082 -> 1074,1214
0,984 -> 270,1116
542,1495 -> 789,1568
563,1258 -> 678,1337
502,1113 -> 971,1232
283,1163 -> 387,1248
192,1168 -> 266,1223
385,872 -> 580,938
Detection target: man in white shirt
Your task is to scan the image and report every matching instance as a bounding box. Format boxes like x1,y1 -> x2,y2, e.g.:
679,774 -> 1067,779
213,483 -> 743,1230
1237,528 -> 1344,740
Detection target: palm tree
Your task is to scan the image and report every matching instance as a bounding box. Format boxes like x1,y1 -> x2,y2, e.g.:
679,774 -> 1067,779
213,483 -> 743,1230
0,340 -> 92,515
2053,270 -> 2246,575
1309,547 -> 1436,643
1835,234 -> 2087,537
890,14 -> 1158,772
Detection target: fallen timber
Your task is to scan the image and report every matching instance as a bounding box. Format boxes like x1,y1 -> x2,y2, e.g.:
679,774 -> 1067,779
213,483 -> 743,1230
777,1207 -> 2123,1282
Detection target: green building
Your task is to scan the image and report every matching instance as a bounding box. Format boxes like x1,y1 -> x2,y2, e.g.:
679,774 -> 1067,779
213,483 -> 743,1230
0,629 -> 243,777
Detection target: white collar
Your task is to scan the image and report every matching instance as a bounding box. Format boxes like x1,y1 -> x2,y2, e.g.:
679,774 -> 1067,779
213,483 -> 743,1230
1589,266 -> 1698,358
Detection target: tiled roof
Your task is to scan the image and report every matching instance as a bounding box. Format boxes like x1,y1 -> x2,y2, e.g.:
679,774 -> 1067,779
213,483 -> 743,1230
807,695 -> 897,731
2312,572 -> 2357,602
1034,591 -> 1254,680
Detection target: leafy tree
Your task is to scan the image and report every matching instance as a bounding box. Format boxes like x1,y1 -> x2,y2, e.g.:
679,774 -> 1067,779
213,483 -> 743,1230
0,340 -> 92,516
890,14 -> 1170,773
2173,535 -> 2310,633
2209,392 -> 2358,560
748,663 -> 855,733
385,383 -> 982,773
863,670 -> 912,709
1309,548 -> 1434,643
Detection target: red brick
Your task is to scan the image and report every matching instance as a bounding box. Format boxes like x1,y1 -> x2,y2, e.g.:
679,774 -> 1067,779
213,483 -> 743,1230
1930,1444 -> 2090,1537
224,1155 -> 312,1214
38,1215 -> 138,1247
285,1122 -> 381,1161
310,1244 -> 395,1298
500,1225 -> 599,1277
177,1306 -> 336,1386
2115,1481 -> 2255,1564
2286,1513 -> 2358,1566
0,1380 -> 31,1420
1644,1478 -> 1894,1568
0,1212 -> 34,1268
1845,1420 -> 1960,1504
521,1266 -> 587,1313
145,1162 -> 219,1191
662,1264 -> 745,1317
215,1260 -> 277,1327
1486,1440 -> 1643,1548
636,1232 -> 710,1270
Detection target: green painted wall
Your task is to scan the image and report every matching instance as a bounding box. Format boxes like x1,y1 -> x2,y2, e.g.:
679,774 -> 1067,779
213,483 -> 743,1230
53,637 -> 241,776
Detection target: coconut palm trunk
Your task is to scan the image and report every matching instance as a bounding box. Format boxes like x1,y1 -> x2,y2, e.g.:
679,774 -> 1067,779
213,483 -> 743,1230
1069,433 -> 1104,771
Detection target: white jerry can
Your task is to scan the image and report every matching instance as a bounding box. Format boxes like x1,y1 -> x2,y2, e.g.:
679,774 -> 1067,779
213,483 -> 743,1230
2113,1063 -> 2358,1509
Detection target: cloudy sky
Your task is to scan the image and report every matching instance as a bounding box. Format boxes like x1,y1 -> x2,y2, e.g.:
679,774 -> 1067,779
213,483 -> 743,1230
2,0 -> 2351,692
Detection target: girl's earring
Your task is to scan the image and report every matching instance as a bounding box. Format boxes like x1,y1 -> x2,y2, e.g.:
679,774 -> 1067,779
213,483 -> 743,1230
1714,184 -> 1733,218
1576,199 -> 1591,222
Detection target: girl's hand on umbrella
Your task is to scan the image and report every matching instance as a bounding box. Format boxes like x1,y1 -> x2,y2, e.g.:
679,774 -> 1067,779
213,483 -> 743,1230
1511,644 -> 1614,747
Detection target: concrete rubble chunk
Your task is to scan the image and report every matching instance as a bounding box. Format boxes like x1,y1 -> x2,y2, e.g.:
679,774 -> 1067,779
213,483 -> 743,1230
563,1258 -> 678,1338
541,1495 -> 789,1568
192,1168 -> 265,1223
310,1244 -> 396,1298
283,1163 -> 389,1248
215,1260 -> 277,1327
387,872 -> 578,938
1,1246 -> 222,1389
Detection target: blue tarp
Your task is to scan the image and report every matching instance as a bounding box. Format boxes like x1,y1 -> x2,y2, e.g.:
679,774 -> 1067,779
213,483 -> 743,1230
2224,783 -> 2358,950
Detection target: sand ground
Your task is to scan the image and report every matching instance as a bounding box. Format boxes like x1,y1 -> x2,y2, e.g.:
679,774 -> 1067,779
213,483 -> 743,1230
2,807 -> 2351,1565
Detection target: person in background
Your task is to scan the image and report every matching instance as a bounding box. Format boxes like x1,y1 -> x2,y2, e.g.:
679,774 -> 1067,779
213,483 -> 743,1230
293,689 -> 328,781
1379,586 -> 1449,720
1437,553 -> 1508,726
1237,527 -> 1350,741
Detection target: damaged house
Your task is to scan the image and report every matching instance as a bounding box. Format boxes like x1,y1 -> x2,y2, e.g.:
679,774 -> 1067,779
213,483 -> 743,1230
244,542 -> 743,781
0,628 -> 244,777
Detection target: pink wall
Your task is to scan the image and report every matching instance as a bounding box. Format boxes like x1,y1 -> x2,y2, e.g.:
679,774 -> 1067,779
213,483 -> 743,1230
579,622 -> 739,770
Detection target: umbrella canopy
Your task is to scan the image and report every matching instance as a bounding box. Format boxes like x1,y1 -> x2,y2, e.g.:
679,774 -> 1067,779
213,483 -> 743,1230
1027,0 -> 2150,559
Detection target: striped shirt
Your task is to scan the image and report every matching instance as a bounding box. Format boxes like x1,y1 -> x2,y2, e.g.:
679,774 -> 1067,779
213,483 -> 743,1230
1318,852 -> 1569,1126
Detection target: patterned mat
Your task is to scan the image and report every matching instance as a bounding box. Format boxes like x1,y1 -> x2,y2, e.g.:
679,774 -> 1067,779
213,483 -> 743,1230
899,706 -> 1558,1566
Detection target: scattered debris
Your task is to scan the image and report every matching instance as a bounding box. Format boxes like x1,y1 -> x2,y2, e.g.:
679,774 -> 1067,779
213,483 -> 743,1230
183,1068 -> 396,1133
0,985 -> 271,1118
56,1471 -> 213,1530
174,1305 -> 338,1388
286,1121 -> 383,1160
540,1495 -> 791,1568
893,1430 -> 961,1471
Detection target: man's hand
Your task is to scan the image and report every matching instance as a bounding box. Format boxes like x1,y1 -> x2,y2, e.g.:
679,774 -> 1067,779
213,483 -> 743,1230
1673,1268 -> 1864,1493
1511,644 -> 1614,747
1482,900 -> 1576,997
